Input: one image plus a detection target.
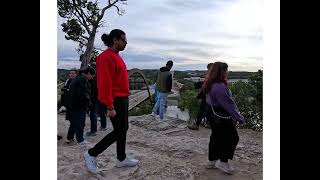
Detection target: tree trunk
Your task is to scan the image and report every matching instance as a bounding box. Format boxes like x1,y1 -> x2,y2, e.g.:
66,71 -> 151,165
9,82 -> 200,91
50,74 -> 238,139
80,27 -> 97,69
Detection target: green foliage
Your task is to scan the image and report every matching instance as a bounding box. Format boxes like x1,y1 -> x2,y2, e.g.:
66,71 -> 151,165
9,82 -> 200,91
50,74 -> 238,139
178,81 -> 194,94
230,70 -> 263,131
62,19 -> 85,41
178,90 -> 200,119
129,99 -> 153,116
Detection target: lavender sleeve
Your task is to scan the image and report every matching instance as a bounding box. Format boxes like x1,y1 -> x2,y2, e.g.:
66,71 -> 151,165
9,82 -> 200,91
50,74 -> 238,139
214,84 -> 245,123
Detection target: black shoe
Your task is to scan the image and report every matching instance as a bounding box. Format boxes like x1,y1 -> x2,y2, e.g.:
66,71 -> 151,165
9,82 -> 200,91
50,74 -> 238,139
57,135 -> 62,140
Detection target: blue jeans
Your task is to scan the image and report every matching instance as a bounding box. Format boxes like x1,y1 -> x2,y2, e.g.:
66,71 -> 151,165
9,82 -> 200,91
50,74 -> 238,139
152,92 -> 168,119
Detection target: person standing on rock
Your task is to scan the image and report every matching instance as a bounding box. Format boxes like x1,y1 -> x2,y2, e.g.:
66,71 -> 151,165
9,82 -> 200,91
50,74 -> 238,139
150,60 -> 173,120
84,29 -> 139,174
188,63 -> 213,130
66,67 -> 95,144
203,62 -> 245,174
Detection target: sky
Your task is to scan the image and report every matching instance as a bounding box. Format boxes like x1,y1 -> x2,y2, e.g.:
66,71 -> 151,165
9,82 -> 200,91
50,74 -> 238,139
57,0 -> 263,71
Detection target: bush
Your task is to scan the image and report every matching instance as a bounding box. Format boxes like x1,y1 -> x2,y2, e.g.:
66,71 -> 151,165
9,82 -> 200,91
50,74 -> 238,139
229,70 -> 263,131
178,90 -> 200,120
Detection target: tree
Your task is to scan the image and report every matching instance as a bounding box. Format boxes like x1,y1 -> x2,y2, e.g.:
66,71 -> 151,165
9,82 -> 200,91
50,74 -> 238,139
58,0 -> 128,69
229,70 -> 263,131
178,90 -> 200,125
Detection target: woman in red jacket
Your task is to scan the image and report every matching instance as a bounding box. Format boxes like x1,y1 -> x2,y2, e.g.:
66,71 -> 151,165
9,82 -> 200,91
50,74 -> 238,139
83,29 -> 139,174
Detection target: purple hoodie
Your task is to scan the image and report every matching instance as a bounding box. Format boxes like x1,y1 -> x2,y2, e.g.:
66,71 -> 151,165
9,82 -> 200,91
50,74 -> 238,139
206,82 -> 245,123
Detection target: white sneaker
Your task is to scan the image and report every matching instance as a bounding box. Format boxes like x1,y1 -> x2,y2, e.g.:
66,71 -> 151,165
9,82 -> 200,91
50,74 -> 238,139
78,140 -> 89,145
84,151 -> 97,174
206,160 -> 217,169
115,158 -> 139,168
215,160 -> 235,175
150,112 -> 156,117
65,139 -> 74,144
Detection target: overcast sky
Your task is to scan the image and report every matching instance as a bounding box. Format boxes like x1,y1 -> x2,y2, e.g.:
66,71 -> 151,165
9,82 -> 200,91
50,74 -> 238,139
57,0 -> 263,71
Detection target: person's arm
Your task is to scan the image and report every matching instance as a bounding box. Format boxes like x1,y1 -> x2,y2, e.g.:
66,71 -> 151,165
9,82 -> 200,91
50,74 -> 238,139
215,84 -> 245,123
97,54 -> 115,110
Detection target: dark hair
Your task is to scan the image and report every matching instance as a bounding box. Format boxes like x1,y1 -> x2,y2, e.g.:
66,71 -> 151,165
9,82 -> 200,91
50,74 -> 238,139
101,29 -> 126,47
207,63 -> 213,70
203,62 -> 228,94
166,60 -> 173,67
79,67 -> 96,76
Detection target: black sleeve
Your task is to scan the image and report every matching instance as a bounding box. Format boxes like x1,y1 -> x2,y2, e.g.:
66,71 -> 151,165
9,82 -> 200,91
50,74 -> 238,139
166,74 -> 172,92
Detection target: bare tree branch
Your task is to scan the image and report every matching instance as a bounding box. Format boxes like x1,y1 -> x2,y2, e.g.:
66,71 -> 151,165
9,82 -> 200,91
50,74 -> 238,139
72,0 -> 91,34
98,0 -> 119,21
112,5 -> 122,16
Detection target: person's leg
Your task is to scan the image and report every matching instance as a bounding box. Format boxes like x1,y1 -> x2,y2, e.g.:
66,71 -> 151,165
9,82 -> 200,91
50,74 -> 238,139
158,92 -> 168,120
195,99 -> 207,126
114,97 -> 129,161
89,109 -> 97,133
88,116 -> 118,156
65,108 -> 72,121
214,121 -> 237,174
74,111 -> 86,143
66,111 -> 76,141
206,112 -> 219,161
98,102 -> 107,129
220,121 -> 239,161
152,96 -> 160,115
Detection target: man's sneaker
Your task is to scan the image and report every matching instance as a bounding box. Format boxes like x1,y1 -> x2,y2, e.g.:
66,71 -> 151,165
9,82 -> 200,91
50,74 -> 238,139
115,158 -> 139,168
78,140 -> 89,145
86,131 -> 97,136
65,139 -> 74,144
188,124 -> 199,130
206,160 -> 217,169
150,112 -> 156,117
215,160 -> 235,175
84,151 -> 97,174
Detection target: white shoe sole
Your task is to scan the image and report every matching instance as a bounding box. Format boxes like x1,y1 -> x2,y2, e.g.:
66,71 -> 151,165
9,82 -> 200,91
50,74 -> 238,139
215,163 -> 234,175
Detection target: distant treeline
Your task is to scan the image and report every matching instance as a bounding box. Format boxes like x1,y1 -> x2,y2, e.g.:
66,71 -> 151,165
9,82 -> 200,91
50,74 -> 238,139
58,69 -> 254,83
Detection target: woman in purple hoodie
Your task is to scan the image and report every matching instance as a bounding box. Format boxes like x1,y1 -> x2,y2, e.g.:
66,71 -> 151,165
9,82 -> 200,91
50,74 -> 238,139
202,62 -> 245,174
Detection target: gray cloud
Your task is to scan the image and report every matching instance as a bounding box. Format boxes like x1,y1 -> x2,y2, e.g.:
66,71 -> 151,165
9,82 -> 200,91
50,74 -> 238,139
57,0 -> 263,71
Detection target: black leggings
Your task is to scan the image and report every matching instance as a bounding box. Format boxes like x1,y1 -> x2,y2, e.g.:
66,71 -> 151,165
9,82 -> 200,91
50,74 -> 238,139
206,109 -> 239,162
88,97 -> 129,161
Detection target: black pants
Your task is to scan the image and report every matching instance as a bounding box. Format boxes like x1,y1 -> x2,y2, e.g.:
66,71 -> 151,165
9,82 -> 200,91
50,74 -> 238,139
206,109 -> 239,162
67,111 -> 86,142
195,99 -> 208,126
88,97 -> 129,161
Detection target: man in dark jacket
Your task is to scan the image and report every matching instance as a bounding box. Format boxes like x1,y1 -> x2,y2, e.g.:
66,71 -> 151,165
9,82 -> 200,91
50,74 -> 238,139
66,67 -> 95,144
58,69 -> 78,120
188,63 -> 213,130
151,60 -> 173,120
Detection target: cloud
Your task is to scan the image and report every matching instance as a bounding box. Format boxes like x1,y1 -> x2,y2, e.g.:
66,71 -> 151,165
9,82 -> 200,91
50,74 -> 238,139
57,0 -> 263,71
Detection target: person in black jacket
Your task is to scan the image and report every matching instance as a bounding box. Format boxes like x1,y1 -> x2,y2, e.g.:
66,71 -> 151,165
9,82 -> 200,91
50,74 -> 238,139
188,63 -> 213,130
66,67 -> 95,144
58,69 -> 78,120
